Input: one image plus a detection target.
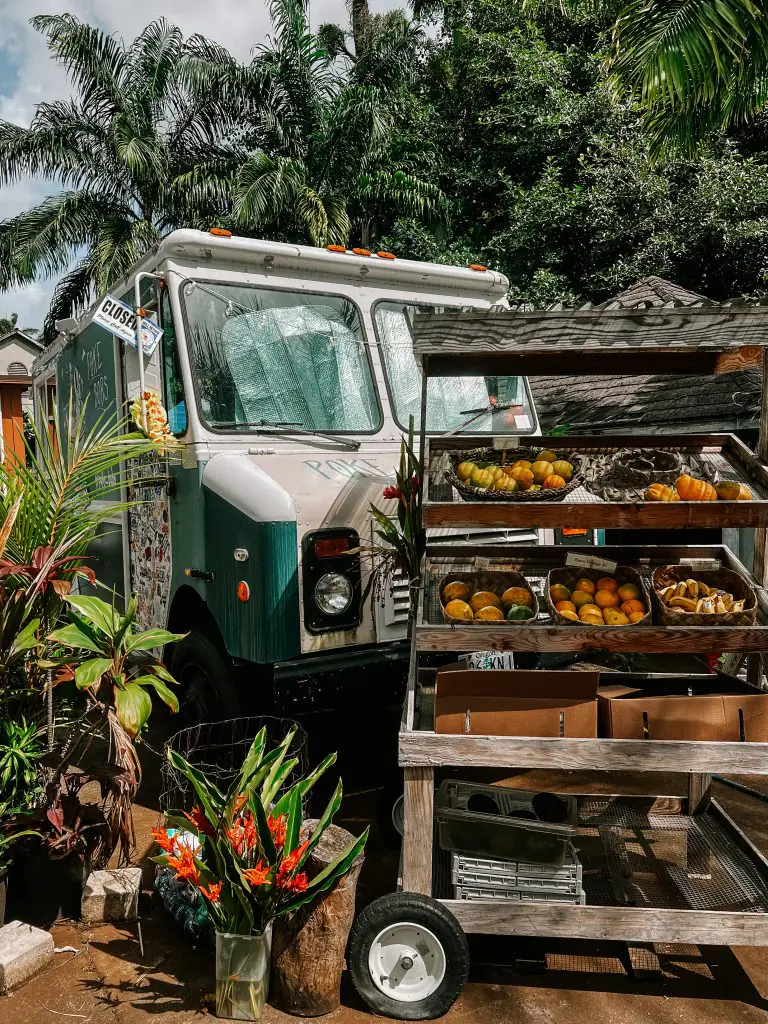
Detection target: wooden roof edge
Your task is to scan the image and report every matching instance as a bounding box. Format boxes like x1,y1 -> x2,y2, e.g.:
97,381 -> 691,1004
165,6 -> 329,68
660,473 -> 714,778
415,302 -> 768,324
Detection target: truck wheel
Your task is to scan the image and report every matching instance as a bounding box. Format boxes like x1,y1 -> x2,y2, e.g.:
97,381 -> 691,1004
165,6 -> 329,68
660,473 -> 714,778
173,630 -> 240,724
348,893 -> 469,1020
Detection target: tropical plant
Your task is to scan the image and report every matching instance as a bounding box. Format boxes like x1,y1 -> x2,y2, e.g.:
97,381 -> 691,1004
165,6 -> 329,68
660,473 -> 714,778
154,725 -> 368,935
0,16 -> 250,337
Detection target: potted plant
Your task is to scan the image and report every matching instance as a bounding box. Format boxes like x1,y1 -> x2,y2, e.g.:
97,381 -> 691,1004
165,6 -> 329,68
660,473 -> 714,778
154,727 -> 368,1020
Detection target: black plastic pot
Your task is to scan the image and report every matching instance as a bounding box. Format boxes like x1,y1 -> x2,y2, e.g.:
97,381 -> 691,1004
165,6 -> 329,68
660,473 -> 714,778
6,847 -> 87,927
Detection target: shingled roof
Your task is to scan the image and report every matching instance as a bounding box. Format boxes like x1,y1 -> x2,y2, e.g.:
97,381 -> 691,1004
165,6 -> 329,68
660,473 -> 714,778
529,277 -> 761,434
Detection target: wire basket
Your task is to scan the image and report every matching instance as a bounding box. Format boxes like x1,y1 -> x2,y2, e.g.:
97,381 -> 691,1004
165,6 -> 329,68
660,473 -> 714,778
160,716 -> 308,815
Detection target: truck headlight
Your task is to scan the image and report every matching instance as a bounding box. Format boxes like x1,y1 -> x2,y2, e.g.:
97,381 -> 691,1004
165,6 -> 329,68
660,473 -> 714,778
314,572 -> 353,616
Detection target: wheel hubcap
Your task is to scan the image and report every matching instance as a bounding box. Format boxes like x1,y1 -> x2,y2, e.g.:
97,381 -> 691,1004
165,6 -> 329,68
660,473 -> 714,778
368,922 -> 446,1002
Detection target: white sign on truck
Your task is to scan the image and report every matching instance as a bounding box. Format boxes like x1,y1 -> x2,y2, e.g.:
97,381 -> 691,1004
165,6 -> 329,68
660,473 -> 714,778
92,293 -> 163,356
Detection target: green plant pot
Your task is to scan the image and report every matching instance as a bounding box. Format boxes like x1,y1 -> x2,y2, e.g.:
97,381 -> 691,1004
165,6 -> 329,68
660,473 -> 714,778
215,925 -> 273,1021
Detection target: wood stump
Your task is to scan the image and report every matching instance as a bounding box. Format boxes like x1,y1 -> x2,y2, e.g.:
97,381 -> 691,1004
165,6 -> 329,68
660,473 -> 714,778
270,821 -> 364,1017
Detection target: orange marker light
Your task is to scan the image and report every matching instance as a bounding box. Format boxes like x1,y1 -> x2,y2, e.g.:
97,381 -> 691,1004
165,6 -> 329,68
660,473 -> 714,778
377,251 -> 396,260
314,536 -> 351,558
210,227 -> 232,237
352,247 -> 372,256
469,263 -> 488,272
237,581 -> 250,602
326,244 -> 346,253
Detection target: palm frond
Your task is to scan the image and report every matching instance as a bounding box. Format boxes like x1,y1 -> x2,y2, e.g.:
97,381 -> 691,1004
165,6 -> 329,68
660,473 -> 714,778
31,14 -> 127,113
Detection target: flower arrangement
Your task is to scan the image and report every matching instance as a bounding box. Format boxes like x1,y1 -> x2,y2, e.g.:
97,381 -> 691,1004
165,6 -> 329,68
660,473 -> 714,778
153,726 -> 368,936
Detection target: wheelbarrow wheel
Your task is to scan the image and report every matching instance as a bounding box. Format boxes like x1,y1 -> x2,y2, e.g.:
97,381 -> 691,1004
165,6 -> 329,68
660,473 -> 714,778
348,892 -> 469,1020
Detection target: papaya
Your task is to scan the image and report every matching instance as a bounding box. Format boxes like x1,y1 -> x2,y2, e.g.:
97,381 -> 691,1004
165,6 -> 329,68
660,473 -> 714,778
506,604 -> 535,621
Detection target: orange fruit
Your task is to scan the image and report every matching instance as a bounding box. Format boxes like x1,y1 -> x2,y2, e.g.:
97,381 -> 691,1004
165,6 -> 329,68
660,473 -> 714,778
559,609 -> 580,622
603,608 -> 630,625
549,583 -> 571,604
621,599 -> 645,615
513,460 -> 532,471
470,590 -> 502,613
578,603 -> 602,619
555,600 -> 577,614
444,599 -> 473,620
443,580 -> 471,602
502,586 -> 533,608
532,460 -> 555,484
617,583 -> 641,602
574,578 -> 596,595
571,590 -> 593,609
456,461 -> 476,481
475,605 -> 505,621
510,467 -> 534,489
596,577 -> 617,592
543,474 -> 566,489
580,611 -> 604,625
595,589 -> 620,609
628,611 -> 646,623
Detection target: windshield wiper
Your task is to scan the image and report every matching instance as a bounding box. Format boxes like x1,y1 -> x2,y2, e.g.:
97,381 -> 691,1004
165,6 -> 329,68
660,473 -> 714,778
217,420 -> 360,451
444,401 -> 516,436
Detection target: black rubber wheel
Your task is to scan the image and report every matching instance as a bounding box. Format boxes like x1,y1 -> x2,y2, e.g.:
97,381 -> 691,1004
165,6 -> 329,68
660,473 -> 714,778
172,629 -> 240,725
348,893 -> 469,1020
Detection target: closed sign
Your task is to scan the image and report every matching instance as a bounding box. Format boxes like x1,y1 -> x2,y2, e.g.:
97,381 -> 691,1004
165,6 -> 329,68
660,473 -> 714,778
93,293 -> 162,356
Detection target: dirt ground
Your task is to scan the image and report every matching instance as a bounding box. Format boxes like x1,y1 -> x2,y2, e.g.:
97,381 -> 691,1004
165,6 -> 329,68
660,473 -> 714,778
5,731 -> 768,1023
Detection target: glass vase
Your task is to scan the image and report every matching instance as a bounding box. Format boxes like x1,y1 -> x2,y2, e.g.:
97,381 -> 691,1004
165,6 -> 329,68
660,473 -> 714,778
215,924 -> 272,1020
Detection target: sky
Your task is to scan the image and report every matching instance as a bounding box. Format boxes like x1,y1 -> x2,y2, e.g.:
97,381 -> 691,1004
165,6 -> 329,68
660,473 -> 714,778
0,0 -> 399,330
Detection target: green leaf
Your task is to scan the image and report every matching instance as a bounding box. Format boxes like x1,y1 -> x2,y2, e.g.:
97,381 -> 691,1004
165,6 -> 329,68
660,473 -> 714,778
147,662 -> 178,685
272,752 -> 336,819
305,778 -> 343,858
167,747 -> 225,825
277,828 -> 369,917
283,786 -> 302,856
125,628 -> 187,653
134,675 -> 179,713
114,682 -> 152,737
250,788 -> 277,865
65,595 -> 119,635
74,657 -> 112,689
10,618 -> 40,656
48,623 -> 103,653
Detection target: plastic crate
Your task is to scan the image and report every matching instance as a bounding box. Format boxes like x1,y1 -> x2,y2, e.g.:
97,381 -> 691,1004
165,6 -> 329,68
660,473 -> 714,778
436,780 -> 578,865
454,882 -> 586,904
452,845 -> 583,895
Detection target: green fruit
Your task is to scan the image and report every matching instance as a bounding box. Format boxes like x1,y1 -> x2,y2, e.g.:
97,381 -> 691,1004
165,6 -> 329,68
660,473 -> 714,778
506,604 -> 535,621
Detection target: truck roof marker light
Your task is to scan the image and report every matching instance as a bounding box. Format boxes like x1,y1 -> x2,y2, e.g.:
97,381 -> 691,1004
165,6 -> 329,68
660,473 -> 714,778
326,244 -> 346,253
352,247 -> 372,256
469,263 -> 488,272
237,581 -> 251,602
210,227 -> 232,237
377,250 -> 396,260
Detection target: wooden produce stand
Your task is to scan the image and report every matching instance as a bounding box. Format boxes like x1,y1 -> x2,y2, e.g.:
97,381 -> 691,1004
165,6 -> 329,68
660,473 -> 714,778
401,306 -> 768,953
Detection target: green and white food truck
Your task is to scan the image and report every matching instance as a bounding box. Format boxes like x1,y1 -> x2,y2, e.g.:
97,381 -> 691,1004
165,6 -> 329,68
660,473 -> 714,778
32,230 -> 541,718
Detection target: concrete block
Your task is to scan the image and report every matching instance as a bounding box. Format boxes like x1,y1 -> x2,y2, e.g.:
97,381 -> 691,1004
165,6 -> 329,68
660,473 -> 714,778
81,867 -> 142,924
0,920 -> 54,992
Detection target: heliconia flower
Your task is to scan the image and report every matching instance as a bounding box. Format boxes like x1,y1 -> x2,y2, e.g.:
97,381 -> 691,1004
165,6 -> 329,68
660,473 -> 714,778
410,475 -> 420,491
242,811 -> 258,851
268,814 -> 287,848
281,871 -> 308,894
167,846 -> 200,884
233,793 -> 248,813
277,840 -> 310,883
225,825 -> 244,857
151,826 -> 176,854
243,861 -> 272,887
184,805 -> 216,838
199,881 -> 222,903
383,485 -> 402,500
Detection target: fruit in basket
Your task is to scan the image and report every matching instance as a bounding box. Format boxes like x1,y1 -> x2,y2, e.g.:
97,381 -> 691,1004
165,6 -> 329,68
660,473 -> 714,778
656,579 -> 745,614
580,610 -> 604,625
536,450 -> 558,463
549,583 -> 571,604
617,582 -> 641,602
574,578 -> 596,595
543,474 -> 566,489
444,599 -> 474,620
510,466 -> 534,489
628,611 -> 646,623
475,605 -> 505,621
443,581 -> 471,602
506,604 -> 535,621
578,603 -> 601,618
603,608 -> 630,625
675,475 -> 717,502
502,586 -> 533,608
555,600 -> 577,614
716,480 -> 753,501
529,484 -> 542,491
559,609 -> 580,622
646,483 -> 680,502
596,577 -> 618,592
492,476 -> 517,493
571,590 -> 593,610
513,460 -> 532,471
552,459 -> 574,481
470,591 -> 502,613
456,461 -> 476,481
621,598 -> 645,616
532,460 -> 555,484
470,467 -> 495,489
595,589 -> 620,609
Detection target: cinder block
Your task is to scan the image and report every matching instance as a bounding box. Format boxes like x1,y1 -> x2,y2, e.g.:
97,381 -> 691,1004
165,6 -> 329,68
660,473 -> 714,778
0,920 -> 54,992
81,867 -> 142,924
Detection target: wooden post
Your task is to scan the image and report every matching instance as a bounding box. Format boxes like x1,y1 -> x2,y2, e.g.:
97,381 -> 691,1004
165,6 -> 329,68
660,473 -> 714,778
270,822 -> 364,1016
401,767 -> 434,896
687,773 -> 712,815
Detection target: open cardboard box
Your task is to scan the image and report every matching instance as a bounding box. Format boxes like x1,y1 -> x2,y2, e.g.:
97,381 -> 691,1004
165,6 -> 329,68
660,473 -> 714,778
598,675 -> 768,741
435,664 -> 599,737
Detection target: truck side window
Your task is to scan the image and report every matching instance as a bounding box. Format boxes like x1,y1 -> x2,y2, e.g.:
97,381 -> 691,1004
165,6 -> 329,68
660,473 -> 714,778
161,290 -> 188,436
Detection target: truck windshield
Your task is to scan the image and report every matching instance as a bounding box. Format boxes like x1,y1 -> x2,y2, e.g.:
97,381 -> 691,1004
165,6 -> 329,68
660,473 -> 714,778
180,280 -> 381,432
374,301 -> 536,434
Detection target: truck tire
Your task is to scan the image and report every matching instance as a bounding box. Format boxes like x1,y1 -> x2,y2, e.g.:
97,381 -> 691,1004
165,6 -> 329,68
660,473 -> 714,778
348,893 -> 469,1020
172,630 -> 240,724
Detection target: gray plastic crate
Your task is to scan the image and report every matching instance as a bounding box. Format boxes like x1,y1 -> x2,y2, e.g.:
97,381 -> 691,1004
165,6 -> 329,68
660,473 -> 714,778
454,882 -> 586,904
451,845 -> 583,898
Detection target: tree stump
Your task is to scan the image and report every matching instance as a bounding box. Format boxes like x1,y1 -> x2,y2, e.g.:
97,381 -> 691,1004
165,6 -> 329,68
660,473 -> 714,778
270,820 -> 364,1016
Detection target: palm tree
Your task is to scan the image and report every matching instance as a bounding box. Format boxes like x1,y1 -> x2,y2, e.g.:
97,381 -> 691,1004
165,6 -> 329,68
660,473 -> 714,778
0,17 -> 247,338
182,0 -> 446,248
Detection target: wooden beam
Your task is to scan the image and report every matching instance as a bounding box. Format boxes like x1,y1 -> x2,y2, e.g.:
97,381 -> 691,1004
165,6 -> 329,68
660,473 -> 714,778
687,773 -> 712,815
401,767 -> 434,896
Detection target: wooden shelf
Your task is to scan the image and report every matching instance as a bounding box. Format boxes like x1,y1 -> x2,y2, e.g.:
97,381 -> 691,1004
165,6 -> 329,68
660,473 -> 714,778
424,434 -> 768,530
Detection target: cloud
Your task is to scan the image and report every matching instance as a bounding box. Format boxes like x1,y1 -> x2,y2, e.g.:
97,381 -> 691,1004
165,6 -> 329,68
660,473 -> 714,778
0,0 -> 401,327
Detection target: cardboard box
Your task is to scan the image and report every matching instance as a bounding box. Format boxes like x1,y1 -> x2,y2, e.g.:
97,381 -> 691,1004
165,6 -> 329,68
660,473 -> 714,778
598,676 -> 768,741
435,666 -> 599,737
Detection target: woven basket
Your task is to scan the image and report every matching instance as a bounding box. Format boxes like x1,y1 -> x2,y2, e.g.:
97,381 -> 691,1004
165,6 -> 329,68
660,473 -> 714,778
651,565 -> 757,626
545,566 -> 651,626
446,447 -> 585,503
439,569 -> 537,624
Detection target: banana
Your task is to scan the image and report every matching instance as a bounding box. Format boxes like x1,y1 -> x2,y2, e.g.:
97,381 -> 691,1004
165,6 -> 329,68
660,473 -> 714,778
715,598 -> 728,614
669,596 -> 698,612
686,579 -> 699,600
697,597 -> 716,614
697,581 -> 713,597
732,599 -> 746,612
658,585 -> 677,604
674,582 -> 688,600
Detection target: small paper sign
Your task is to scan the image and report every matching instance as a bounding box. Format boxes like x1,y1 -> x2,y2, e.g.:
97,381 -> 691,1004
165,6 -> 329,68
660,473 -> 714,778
565,551 -> 618,573
679,558 -> 721,570
515,414 -> 531,430
492,437 -> 520,450
476,557 -> 491,569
